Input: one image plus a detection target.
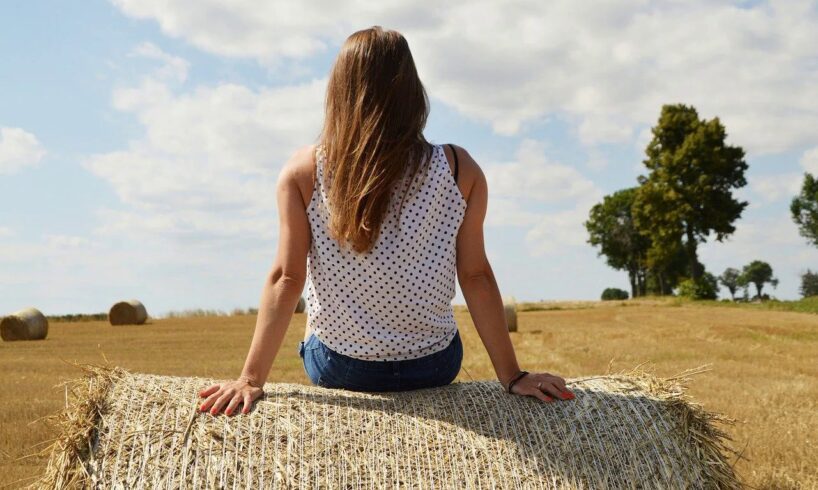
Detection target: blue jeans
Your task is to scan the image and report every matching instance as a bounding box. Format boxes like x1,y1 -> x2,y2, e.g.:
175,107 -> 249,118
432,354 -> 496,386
298,330 -> 463,392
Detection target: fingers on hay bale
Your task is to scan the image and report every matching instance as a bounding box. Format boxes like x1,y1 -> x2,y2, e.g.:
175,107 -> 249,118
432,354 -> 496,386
108,300 -> 148,326
295,296 -> 306,313
1,307 -> 48,341
40,365 -> 743,489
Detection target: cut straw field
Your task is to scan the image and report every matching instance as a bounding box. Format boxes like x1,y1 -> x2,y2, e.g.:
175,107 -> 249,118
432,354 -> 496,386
0,301 -> 816,489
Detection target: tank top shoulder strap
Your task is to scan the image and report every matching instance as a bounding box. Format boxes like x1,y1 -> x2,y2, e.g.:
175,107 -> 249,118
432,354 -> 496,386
446,143 -> 459,183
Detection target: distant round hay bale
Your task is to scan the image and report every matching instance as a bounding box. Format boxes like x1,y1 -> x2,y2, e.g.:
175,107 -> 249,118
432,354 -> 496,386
108,300 -> 148,326
504,303 -> 517,332
1,307 -> 48,341
295,296 -> 306,313
40,366 -> 741,488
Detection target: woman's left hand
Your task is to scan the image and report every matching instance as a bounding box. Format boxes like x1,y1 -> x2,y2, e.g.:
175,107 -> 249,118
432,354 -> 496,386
198,379 -> 264,416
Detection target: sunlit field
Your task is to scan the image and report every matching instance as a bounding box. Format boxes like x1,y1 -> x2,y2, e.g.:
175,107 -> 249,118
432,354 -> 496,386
1,300 -> 816,489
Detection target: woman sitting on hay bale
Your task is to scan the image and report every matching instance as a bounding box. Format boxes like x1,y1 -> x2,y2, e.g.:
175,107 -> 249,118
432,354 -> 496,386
199,26 -> 576,416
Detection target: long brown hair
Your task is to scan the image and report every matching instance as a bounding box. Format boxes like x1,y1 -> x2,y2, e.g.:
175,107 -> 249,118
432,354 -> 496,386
318,25 -> 434,254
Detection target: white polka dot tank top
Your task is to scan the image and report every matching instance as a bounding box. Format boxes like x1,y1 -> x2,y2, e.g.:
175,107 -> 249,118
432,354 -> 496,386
305,143 -> 467,361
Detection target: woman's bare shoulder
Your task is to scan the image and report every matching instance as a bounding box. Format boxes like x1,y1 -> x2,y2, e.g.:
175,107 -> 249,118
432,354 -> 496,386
279,144 -> 319,207
442,143 -> 486,203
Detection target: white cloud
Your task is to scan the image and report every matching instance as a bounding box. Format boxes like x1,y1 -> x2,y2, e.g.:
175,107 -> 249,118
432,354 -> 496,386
85,50 -> 325,243
45,234 -> 92,250
750,172 -> 801,203
585,149 -> 609,171
110,0 -> 339,63
484,139 -> 601,204
130,41 -> 190,82
485,198 -> 541,227
109,1 -> 818,154
525,207 -> 591,257
479,139 -> 603,258
635,127 -> 653,154
577,115 -> 634,146
0,127 -> 46,175
800,147 -> 818,174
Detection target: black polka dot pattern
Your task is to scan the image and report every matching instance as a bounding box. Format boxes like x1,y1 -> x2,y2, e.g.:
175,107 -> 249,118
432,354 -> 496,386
304,144 -> 467,361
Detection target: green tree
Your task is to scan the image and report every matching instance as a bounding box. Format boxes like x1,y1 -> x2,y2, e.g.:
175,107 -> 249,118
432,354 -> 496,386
737,276 -> 751,302
790,173 -> 818,246
585,188 -> 651,297
701,272 -> 719,300
643,237 -> 689,295
633,104 -> 748,282
718,267 -> 741,300
800,269 -> 818,298
739,260 -> 778,299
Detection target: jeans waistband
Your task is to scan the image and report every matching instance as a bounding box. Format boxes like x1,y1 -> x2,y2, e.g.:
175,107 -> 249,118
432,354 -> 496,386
305,329 -> 460,367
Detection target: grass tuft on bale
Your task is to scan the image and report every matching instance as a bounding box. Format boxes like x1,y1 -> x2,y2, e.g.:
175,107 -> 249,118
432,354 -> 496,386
34,364 -> 743,489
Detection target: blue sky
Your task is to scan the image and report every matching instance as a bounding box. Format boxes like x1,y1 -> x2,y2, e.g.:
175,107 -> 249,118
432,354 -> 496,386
2,1 -> 818,315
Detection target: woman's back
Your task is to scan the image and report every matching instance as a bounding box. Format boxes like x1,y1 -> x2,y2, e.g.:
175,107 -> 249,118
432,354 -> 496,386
305,143 -> 467,361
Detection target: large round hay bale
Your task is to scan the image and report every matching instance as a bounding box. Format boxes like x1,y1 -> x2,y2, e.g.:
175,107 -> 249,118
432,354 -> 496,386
39,366 -> 741,489
0,307 -> 48,341
108,300 -> 148,326
295,296 -> 306,313
504,303 -> 517,332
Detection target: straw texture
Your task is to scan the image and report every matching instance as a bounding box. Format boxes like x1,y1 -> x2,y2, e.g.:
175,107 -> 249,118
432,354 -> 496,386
108,300 -> 148,326
1,307 -> 48,341
37,365 -> 741,489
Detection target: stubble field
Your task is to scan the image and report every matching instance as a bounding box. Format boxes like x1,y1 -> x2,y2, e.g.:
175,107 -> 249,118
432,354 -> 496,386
0,301 -> 816,488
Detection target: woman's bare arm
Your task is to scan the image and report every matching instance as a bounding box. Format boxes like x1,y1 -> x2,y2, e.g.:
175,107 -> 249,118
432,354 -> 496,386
449,146 -> 520,385
198,145 -> 314,415
448,145 -> 574,403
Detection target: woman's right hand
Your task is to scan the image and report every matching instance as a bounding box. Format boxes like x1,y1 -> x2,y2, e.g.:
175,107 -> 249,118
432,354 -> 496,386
509,372 -> 576,403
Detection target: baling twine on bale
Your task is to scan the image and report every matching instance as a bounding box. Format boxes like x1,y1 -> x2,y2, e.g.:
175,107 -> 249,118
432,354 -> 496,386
34,364 -> 743,489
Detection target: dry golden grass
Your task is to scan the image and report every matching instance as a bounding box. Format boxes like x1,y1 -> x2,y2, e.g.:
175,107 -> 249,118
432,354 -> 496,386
1,302 -> 816,489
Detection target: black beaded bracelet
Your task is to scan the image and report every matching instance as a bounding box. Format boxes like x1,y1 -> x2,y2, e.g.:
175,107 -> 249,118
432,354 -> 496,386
506,370 -> 529,394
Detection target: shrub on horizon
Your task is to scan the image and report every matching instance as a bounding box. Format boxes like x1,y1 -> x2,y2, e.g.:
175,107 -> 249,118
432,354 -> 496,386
601,288 -> 629,301
676,273 -> 719,300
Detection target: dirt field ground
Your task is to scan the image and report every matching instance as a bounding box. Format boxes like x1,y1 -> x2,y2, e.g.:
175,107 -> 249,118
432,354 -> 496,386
1,301 -> 816,488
